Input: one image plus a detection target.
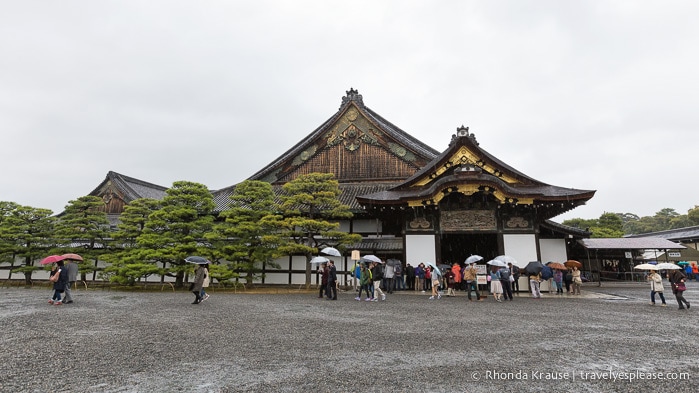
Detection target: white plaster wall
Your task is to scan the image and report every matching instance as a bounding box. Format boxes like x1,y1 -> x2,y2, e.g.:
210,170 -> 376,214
405,234 -> 436,265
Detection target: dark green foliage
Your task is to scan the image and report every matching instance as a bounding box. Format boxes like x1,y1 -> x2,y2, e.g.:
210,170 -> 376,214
278,173 -> 361,287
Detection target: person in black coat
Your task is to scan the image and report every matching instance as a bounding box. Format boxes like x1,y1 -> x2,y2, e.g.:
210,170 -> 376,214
49,261 -> 69,306
326,261 -> 337,300
668,269 -> 691,310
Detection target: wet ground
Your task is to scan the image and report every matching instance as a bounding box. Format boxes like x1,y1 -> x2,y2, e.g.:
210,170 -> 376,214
1,282 -> 696,392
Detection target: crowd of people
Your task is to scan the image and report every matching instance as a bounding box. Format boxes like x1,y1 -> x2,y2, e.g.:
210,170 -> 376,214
337,259 -> 592,302
324,258 -> 693,311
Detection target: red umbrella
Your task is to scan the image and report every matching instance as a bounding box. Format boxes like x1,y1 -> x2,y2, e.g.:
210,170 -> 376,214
564,260 -> 583,269
40,255 -> 65,265
547,262 -> 567,270
61,253 -> 83,261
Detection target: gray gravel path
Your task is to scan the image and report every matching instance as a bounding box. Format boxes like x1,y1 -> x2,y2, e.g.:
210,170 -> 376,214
1,283 -> 697,392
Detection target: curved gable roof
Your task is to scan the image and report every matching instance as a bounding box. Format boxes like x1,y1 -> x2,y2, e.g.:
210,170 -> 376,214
357,126 -> 595,218
247,89 -> 439,184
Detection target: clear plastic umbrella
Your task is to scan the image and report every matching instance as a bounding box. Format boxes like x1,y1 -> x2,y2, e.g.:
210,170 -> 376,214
465,255 -> 483,264
320,247 -> 341,257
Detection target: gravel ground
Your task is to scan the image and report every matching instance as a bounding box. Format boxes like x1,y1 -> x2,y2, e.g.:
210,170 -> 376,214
1,282 -> 697,393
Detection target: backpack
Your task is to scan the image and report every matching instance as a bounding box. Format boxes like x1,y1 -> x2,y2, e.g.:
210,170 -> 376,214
499,268 -> 511,280
541,266 -> 553,280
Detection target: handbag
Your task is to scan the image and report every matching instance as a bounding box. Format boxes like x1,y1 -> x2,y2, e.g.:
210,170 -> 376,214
676,282 -> 686,291
49,271 -> 60,283
509,275 -> 515,283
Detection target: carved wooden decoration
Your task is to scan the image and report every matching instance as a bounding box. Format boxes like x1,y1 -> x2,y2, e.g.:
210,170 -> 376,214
504,216 -> 532,230
440,210 -> 496,232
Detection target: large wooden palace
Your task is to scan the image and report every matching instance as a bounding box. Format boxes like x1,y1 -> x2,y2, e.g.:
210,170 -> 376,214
88,89 -> 596,285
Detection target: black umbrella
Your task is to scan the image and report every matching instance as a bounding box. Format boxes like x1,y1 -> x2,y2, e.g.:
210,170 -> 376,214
524,261 -> 544,276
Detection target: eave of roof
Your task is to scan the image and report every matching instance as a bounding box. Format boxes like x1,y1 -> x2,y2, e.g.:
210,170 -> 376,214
89,171 -> 168,202
579,238 -> 685,250
625,225 -> 699,242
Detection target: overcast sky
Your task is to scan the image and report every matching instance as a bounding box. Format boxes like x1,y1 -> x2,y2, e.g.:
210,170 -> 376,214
2,1 -> 698,223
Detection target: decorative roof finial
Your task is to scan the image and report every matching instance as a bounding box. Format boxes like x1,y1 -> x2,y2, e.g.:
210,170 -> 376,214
451,125 -> 478,145
341,88 -> 364,109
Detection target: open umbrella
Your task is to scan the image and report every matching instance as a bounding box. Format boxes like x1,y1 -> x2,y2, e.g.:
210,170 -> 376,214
310,256 -> 330,265
524,261 -> 544,275
465,255 -> 483,264
495,255 -> 516,264
424,261 -> 440,274
184,256 -> 210,264
320,247 -> 341,257
655,262 -> 682,270
564,260 -> 583,269
487,260 -> 507,267
61,253 -> 83,261
633,263 -> 659,270
677,261 -> 689,266
386,259 -> 402,266
40,255 -> 65,265
361,255 -> 382,263
546,261 -> 567,270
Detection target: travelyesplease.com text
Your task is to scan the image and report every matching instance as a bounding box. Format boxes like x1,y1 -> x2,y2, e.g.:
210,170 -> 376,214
471,368 -> 690,382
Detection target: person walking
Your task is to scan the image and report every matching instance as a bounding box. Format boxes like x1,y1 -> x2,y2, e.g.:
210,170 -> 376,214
405,263 -> 415,291
429,266 -> 442,300
647,270 -> 666,306
352,262 -> 361,292
445,268 -> 456,297
463,261 -> 482,301
424,265 -> 432,292
48,261 -> 69,306
416,263 -> 425,293
318,263 -> 328,298
564,269 -> 573,294
529,271 -> 542,299
371,261 -> 386,301
191,263 -> 207,304
553,269 -> 563,295
394,263 -> 404,291
61,258 -> 79,304
669,269 -> 691,310
326,260 -> 337,300
509,263 -> 520,294
200,263 -> 210,302
355,264 -> 372,301
384,262 -> 395,294
571,267 -> 582,295
490,267 -> 503,302
451,263 -> 462,293
498,265 -> 513,301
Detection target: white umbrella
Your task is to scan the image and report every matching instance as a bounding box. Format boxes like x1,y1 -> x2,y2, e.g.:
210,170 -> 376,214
487,260 -> 507,267
424,261 -> 441,274
310,256 -> 330,265
320,247 -> 341,257
633,263 -> 659,270
361,255 -> 382,263
655,262 -> 681,270
495,255 -> 519,267
465,255 -> 483,264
